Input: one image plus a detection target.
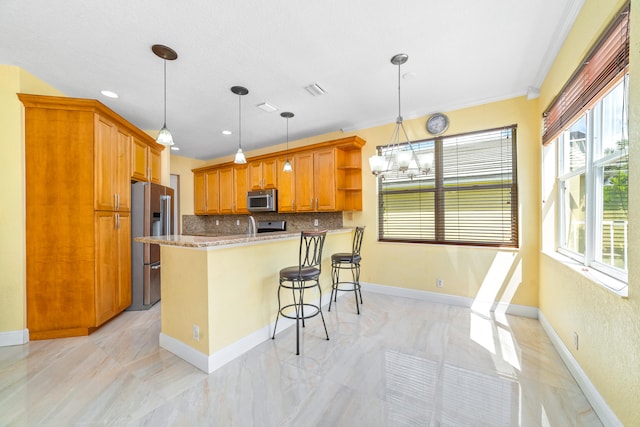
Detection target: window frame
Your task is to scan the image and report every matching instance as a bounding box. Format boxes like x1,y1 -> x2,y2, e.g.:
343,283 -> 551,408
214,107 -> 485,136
556,75 -> 629,283
375,125 -> 519,248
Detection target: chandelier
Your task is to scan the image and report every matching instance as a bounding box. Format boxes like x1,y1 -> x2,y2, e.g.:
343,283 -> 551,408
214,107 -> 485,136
369,53 -> 433,179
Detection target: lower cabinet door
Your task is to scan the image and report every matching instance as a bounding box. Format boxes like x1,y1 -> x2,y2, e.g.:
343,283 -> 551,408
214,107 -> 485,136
95,211 -> 131,326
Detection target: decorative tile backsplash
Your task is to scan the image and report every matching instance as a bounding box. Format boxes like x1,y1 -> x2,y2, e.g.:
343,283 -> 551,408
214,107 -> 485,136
182,212 -> 343,236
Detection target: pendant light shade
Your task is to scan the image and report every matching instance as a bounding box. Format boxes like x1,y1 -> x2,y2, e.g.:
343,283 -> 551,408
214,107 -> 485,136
281,111 -> 294,172
152,44 -> 177,146
231,86 -> 249,164
369,53 -> 433,179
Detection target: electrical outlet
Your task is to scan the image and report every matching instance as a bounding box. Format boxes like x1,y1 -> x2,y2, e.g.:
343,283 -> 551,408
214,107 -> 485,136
436,278 -> 444,288
236,219 -> 240,226
314,219 -> 319,227
216,219 -> 219,226
193,324 -> 200,342
573,331 -> 579,350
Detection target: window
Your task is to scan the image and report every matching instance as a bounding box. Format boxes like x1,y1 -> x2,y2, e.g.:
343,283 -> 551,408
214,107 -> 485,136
377,125 -> 518,247
544,2 -> 629,283
556,77 -> 628,281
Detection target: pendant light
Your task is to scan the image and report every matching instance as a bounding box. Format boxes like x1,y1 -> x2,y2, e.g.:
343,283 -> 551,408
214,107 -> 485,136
369,53 -> 433,179
231,86 -> 249,164
281,112 -> 294,172
152,44 -> 177,146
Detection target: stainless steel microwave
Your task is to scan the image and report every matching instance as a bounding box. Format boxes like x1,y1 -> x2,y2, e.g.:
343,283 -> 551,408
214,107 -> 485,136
247,189 -> 277,212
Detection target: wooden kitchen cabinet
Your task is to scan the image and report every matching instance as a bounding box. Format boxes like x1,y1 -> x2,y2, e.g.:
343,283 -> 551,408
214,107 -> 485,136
95,211 -> 131,325
276,156 -> 294,212
131,136 -> 163,184
234,164 -> 249,213
192,135 -> 365,215
218,166 -> 234,214
195,164 -> 249,215
194,170 -> 220,214
249,158 -> 277,190
95,115 -> 131,212
293,148 -> 337,212
19,94 -> 160,339
293,151 -> 315,212
150,146 -> 162,183
313,147 -> 337,211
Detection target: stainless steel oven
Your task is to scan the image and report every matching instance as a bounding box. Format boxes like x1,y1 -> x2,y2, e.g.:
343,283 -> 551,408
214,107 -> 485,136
247,189 -> 277,212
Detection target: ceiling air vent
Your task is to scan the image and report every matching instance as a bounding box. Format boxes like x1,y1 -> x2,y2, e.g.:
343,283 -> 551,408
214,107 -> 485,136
304,83 -> 327,97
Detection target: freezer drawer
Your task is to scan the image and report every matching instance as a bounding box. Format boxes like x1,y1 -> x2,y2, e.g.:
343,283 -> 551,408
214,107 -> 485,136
128,261 -> 161,311
145,262 -> 161,306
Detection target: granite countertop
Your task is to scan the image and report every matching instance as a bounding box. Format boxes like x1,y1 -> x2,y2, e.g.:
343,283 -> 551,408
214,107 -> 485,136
134,228 -> 350,248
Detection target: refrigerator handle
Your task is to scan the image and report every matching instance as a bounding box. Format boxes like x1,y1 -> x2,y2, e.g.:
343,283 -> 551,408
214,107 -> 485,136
162,195 -> 172,235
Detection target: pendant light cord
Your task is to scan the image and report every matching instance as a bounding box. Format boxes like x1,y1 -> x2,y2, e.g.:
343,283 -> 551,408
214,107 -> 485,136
238,93 -> 242,150
396,60 -> 402,124
163,59 -> 167,125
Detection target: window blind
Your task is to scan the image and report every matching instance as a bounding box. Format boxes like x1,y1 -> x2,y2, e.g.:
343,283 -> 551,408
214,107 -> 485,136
378,126 -> 518,247
542,2 -> 629,145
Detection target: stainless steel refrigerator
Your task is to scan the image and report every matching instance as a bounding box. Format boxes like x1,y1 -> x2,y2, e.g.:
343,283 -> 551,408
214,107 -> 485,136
129,182 -> 174,310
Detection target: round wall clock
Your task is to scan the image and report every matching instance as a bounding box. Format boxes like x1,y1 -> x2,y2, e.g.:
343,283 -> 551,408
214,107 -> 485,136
426,113 -> 449,135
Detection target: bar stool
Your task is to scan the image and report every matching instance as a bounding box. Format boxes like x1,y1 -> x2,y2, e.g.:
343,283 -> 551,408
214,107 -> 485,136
272,230 -> 329,355
329,226 -> 365,314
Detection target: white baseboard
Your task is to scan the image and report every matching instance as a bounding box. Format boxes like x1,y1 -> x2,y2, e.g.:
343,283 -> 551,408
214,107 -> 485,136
361,282 -> 538,319
160,292 -> 333,374
538,311 -> 621,427
0,329 -> 29,347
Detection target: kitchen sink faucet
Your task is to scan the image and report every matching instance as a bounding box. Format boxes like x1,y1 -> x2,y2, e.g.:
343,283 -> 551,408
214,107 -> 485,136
247,215 -> 256,236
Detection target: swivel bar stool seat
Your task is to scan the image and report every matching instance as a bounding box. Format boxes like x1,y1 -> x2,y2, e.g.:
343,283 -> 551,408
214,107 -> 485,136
329,226 -> 365,314
272,230 -> 329,355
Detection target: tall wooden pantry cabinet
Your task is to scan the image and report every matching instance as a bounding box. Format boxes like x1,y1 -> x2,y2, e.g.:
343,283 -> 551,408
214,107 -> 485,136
19,94 -> 163,339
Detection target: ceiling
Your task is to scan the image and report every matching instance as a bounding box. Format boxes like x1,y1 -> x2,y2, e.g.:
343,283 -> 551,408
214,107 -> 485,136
1,0 -> 583,161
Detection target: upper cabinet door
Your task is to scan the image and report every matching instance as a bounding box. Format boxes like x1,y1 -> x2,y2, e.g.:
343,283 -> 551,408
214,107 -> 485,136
131,137 -> 148,182
194,172 -> 206,215
95,115 -> 131,211
149,147 -> 161,184
276,157 -> 294,212
131,137 -> 162,184
262,158 -> 277,189
234,164 -> 249,213
293,152 -> 314,212
205,170 -> 220,214
314,148 -> 336,211
115,128 -> 131,211
94,115 -> 115,211
249,159 -> 278,190
218,166 -> 234,214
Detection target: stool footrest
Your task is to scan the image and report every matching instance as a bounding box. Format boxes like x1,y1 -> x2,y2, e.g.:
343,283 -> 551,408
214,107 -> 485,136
277,303 -> 323,321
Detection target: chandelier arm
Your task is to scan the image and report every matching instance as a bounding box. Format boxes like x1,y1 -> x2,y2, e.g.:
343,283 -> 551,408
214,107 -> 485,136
399,122 -> 417,154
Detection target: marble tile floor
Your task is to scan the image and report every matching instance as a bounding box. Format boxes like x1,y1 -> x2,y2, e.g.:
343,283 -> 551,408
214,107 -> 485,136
0,292 -> 602,426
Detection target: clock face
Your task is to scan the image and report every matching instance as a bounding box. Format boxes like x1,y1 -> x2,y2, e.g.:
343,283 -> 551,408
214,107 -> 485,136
426,113 -> 449,135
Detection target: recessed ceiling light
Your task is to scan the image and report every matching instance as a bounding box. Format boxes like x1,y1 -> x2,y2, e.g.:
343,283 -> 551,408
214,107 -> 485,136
256,102 -> 278,112
170,146 -> 180,151
222,130 -> 232,135
304,83 -> 327,96
100,90 -> 119,99
402,72 -> 417,80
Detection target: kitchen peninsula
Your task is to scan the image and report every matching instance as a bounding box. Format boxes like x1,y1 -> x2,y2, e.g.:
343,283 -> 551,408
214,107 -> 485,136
136,229 -> 352,373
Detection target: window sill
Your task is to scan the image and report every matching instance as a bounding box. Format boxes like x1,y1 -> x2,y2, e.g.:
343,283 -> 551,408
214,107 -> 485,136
541,250 -> 628,298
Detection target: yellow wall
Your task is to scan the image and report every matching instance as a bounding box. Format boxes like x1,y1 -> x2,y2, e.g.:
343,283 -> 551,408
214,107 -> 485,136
356,97 -> 540,308
0,66 -> 63,334
538,0 -> 639,424
169,154 -> 206,217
